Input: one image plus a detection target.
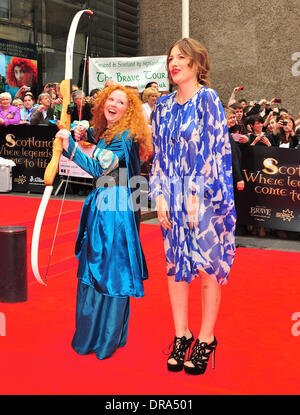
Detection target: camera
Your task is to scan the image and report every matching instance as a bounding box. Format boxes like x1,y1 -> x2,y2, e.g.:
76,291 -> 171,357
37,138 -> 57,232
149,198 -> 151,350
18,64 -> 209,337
24,86 -> 31,91
274,97 -> 282,103
67,104 -> 74,114
48,83 -> 56,88
282,121 -> 288,126
237,86 -> 244,91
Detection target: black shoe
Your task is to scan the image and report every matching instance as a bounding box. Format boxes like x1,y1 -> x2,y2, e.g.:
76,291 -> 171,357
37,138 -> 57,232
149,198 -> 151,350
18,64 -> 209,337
184,337 -> 217,375
167,332 -> 194,372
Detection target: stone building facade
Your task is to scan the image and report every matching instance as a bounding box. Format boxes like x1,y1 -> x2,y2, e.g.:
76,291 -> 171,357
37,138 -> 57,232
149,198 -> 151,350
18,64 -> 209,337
1,0 -> 299,115
139,0 -> 300,116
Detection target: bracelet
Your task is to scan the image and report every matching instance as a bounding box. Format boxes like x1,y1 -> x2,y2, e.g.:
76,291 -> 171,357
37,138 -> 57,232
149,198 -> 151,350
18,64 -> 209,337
70,142 -> 78,161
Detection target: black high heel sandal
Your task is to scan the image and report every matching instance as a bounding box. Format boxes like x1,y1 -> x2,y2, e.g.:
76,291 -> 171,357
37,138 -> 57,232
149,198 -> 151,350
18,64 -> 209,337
167,332 -> 194,372
184,337 -> 217,375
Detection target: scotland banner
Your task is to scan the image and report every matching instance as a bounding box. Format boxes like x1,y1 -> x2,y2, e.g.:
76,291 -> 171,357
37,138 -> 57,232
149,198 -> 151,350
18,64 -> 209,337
237,146 -> 300,232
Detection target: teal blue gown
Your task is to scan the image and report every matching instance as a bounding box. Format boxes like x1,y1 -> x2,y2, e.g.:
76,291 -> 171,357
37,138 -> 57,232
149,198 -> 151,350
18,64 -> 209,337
63,128 -> 148,359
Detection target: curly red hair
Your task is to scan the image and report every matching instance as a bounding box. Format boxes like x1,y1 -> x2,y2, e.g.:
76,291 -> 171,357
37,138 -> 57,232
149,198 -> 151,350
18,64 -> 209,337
91,85 -> 153,161
6,57 -> 37,88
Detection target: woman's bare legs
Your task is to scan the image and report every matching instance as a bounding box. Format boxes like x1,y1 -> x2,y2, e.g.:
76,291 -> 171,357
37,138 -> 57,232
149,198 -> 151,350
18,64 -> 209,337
184,272 -> 221,369
168,272 -> 221,340
198,273 -> 221,342
167,276 -> 192,365
167,276 -> 192,337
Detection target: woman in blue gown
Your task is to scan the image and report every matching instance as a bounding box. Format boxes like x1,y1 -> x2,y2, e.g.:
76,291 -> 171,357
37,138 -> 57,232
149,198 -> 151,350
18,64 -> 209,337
56,85 -> 152,359
150,38 -> 236,375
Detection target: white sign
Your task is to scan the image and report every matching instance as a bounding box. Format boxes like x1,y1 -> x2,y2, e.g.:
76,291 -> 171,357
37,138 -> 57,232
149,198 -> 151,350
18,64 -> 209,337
59,142 -> 95,178
89,55 -> 169,92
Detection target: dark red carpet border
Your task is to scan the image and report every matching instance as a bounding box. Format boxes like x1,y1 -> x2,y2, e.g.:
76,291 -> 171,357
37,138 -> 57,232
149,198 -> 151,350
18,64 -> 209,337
0,194 -> 300,395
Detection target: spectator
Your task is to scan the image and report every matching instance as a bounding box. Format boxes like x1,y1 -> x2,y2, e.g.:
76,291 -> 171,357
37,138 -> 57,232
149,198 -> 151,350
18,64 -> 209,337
278,108 -> 289,115
141,86 -> 160,124
258,99 -> 273,119
20,92 -> 38,124
48,89 -> 57,102
295,111 -> 300,130
225,107 -> 246,235
272,114 -> 300,148
246,114 -> 273,238
230,101 -> 247,134
86,88 -> 100,105
0,92 -> 20,125
90,88 -> 100,98
12,98 -> 24,110
225,107 -> 245,192
51,83 -> 63,120
124,85 -> 141,99
145,81 -> 160,94
43,82 -> 59,95
14,85 -> 34,101
239,98 -> 247,108
71,84 -> 79,94
71,90 -> 92,122
263,109 -> 279,134
243,101 -> 261,119
247,115 -> 274,147
228,85 -> 245,106
30,92 -> 54,125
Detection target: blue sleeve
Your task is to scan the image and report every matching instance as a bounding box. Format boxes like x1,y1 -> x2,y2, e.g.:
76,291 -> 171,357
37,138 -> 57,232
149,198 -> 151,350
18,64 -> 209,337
149,102 -> 163,200
62,131 -> 132,178
190,89 -> 235,213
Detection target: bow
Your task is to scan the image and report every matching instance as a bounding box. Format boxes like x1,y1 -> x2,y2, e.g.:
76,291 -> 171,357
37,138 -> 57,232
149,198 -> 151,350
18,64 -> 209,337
31,9 -> 93,286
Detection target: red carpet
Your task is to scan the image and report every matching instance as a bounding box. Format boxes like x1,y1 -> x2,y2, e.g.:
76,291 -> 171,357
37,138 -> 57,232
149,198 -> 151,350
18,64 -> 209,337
0,194 -> 300,395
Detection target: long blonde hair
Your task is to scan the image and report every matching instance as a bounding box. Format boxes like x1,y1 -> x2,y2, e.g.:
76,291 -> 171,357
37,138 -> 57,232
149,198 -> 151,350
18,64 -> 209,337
91,85 -> 153,161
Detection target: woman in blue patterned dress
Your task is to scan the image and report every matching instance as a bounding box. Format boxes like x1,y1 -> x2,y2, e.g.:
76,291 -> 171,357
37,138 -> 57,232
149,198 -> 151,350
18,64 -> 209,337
150,38 -> 236,375
56,85 -> 152,359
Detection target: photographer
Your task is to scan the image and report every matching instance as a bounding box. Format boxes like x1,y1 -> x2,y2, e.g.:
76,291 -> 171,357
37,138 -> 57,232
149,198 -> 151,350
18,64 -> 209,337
243,101 -> 261,121
271,114 -> 300,149
246,115 -> 274,147
14,85 -> 34,100
43,82 -> 59,94
263,107 -> 279,134
42,82 -> 63,120
228,85 -> 245,106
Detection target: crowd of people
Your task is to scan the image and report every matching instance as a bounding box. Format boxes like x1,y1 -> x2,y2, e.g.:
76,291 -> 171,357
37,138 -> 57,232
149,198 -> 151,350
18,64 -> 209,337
1,79 -> 300,145
0,79 -> 165,127
224,87 -> 300,239
226,87 -> 300,149
1,75 -> 299,240
0,82 -> 93,126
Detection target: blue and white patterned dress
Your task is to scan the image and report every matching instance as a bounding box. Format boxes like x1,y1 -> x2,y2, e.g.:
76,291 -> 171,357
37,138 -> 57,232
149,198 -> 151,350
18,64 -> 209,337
150,87 -> 236,285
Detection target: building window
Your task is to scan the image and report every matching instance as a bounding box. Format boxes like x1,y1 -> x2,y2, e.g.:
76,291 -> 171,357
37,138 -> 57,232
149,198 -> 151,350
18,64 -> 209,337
0,0 -> 10,20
